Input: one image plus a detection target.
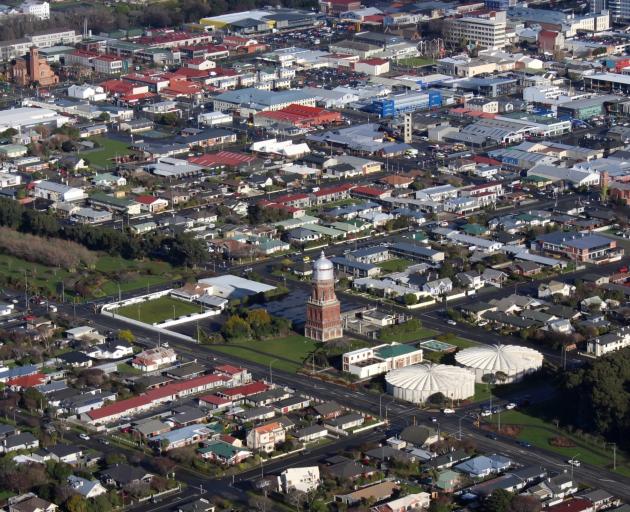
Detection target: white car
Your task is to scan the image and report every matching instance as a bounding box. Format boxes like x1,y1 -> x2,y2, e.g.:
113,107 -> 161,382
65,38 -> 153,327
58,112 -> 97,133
505,402 -> 517,410
481,410 -> 492,417
447,320 -> 457,326
567,459 -> 580,467
79,433 -> 90,441
442,408 -> 455,414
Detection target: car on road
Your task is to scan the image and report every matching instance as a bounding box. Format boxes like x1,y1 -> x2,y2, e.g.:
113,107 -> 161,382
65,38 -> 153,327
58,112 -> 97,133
505,403 -> 516,410
100,439 -> 109,445
79,434 -> 90,441
517,440 -> 532,448
486,433 -> 498,440
567,459 -> 580,467
430,417 -> 437,422
442,408 -> 455,414
446,320 -> 457,326
480,410 -> 492,417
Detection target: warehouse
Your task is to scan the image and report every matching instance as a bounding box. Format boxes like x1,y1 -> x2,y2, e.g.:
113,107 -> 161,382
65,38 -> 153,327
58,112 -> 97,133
385,364 -> 475,404
454,344 -> 543,384
0,107 -> 69,132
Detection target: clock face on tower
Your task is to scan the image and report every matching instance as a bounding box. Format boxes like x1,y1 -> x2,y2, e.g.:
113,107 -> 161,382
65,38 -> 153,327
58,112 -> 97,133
305,252 -> 343,342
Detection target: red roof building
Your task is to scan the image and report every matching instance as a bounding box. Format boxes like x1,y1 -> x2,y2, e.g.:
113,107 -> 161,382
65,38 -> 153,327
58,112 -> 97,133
547,499 -> 594,512
7,373 -> 46,390
86,373 -> 229,424
217,381 -> 268,400
100,79 -> 148,96
350,186 -> 393,199
198,394 -> 233,409
255,104 -> 341,129
313,183 -> 355,203
189,151 -> 257,169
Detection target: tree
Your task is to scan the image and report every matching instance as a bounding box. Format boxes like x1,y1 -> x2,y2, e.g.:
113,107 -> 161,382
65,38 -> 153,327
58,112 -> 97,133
485,490 -> 513,512
118,329 -> 135,343
246,309 -> 272,338
249,494 -> 273,512
222,315 -> 251,341
510,495 -> 541,512
404,293 -> 418,306
66,494 -> 89,512
429,495 -> 452,512
97,112 -> 111,122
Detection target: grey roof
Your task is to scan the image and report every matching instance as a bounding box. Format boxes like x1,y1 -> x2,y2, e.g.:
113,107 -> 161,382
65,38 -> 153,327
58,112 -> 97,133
313,401 -> 343,416
214,87 -> 317,108
537,231 -> 614,250
400,425 -> 434,446
5,432 -> 38,448
295,425 -> 327,438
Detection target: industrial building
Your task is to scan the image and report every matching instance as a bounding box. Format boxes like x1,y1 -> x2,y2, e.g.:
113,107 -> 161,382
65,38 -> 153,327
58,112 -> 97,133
212,88 -> 318,114
368,90 -> 442,117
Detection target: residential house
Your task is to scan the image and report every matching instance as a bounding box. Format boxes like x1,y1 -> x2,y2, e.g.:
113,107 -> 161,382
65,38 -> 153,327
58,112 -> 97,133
326,413 -> 364,431
323,456 -> 376,481
454,454 -> 511,478
372,492 -> 431,512
398,425 -> 440,449
294,425 -> 328,443
8,495 -> 57,512
67,475 -> 107,498
152,424 -> 213,451
278,466 -> 320,493
335,481 -> 398,507
3,432 -> 39,453
198,440 -> 252,465
46,444 -> 83,465
538,280 -> 576,298
587,327 -> 630,357
99,464 -> 153,488
313,401 -> 344,420
246,421 -> 285,452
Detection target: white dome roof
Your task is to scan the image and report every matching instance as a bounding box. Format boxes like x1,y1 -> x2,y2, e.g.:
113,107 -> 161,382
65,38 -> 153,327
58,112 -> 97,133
386,363 -> 474,393
313,251 -> 334,281
313,251 -> 333,271
455,344 -> 543,375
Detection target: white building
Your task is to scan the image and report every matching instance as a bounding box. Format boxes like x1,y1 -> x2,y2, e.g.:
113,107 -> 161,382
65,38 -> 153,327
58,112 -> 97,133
246,421 -> 285,452
343,343 -> 423,379
20,1 -> 49,19
198,111 -> 232,127
587,327 -> 630,357
278,466 -> 320,493
131,347 -> 177,372
33,180 -> 85,202
444,11 -> 507,50
68,84 -> 107,101
0,107 -> 68,132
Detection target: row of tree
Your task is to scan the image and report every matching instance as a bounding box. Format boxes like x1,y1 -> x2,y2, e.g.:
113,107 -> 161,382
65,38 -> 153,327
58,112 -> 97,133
562,347 -> 630,449
0,198 -> 206,267
221,309 -> 292,341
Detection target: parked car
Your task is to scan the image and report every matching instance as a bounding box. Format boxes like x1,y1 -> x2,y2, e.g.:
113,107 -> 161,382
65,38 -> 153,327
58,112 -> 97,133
442,408 -> 455,414
505,403 -> 516,410
567,459 -> 580,467
79,433 -> 90,441
481,410 -> 492,417
447,320 -> 457,326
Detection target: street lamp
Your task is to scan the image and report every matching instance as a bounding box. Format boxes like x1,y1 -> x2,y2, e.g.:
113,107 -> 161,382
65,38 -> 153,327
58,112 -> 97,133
269,358 -> 278,385
606,443 -> 617,470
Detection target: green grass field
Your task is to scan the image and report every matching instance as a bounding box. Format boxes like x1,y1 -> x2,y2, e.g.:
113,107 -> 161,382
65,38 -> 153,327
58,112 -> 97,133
379,325 -> 437,343
211,335 -> 320,373
87,136 -> 135,169
116,296 -> 202,324
397,57 -> 435,68
486,405 -> 628,473
0,252 -> 178,300
377,258 -> 414,273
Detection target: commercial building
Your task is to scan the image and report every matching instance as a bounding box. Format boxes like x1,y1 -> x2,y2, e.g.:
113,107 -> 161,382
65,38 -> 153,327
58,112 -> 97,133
369,90 -> 442,117
444,11 -> 507,50
254,104 -> 341,129
343,343 -> 423,379
507,6 -> 610,37
0,29 -> 80,61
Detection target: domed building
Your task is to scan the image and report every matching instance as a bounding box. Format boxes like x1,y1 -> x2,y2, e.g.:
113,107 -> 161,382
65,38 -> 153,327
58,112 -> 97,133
385,363 -> 475,404
304,252 -> 342,342
454,344 -> 543,384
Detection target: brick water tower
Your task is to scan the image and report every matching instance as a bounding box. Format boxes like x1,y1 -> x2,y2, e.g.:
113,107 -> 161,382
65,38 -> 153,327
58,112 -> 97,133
305,251 -> 343,342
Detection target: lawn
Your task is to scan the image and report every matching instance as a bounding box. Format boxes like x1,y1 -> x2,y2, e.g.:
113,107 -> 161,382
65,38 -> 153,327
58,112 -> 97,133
86,136 -> 135,169
397,57 -> 435,68
472,383 -> 494,403
0,252 -> 180,300
377,258 -> 414,273
0,253 -> 70,297
485,405 -> 628,473
116,296 -> 202,324
211,334 -> 320,374
379,321 -> 437,343
117,363 -> 142,376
